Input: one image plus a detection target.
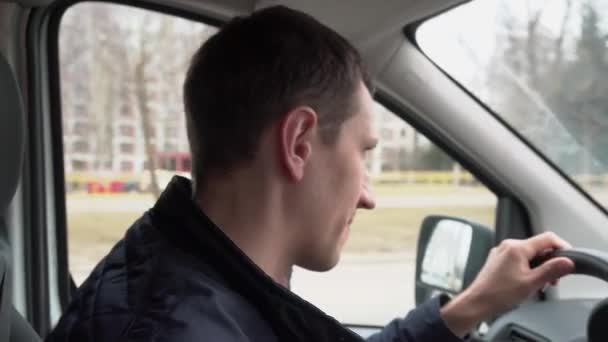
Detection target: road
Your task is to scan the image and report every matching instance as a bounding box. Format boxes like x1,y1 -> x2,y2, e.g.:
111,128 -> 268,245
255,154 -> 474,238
292,253 -> 416,326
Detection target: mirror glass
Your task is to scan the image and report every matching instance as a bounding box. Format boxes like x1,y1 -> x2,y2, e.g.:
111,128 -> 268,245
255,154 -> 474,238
420,219 -> 473,292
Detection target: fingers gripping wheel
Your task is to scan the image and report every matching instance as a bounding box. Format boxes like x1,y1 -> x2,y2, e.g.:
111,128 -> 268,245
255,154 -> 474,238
537,249 -> 608,281
532,248 -> 608,342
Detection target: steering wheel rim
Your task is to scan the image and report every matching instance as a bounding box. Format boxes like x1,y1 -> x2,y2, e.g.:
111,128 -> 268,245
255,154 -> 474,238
534,248 -> 608,342
547,248 -> 608,281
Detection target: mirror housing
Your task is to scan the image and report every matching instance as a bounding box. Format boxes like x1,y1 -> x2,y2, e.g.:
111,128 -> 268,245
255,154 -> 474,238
415,215 -> 494,306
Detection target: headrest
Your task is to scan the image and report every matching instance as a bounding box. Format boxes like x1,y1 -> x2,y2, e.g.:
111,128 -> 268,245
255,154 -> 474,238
0,54 -> 25,212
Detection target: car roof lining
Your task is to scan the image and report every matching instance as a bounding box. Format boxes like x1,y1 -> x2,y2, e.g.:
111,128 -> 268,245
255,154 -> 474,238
11,0 -> 467,77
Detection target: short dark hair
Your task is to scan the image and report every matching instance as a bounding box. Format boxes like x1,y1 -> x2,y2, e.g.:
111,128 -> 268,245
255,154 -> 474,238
184,5 -> 372,185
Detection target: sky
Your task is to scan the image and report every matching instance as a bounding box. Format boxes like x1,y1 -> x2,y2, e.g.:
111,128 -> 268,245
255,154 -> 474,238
415,0 -> 608,163
416,0 -> 583,85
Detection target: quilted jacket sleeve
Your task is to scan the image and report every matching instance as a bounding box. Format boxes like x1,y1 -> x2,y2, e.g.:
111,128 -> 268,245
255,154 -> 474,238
366,295 -> 465,342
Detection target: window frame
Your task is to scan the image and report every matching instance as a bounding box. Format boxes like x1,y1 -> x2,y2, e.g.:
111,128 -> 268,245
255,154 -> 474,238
37,0 -> 223,331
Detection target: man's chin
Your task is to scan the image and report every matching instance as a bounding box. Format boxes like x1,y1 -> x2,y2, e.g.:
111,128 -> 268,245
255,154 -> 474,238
297,253 -> 341,272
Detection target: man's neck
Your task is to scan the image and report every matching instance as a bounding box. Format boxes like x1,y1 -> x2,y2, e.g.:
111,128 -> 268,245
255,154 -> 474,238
195,175 -> 295,288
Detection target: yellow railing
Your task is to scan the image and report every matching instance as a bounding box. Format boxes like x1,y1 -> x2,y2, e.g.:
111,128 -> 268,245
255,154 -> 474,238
66,170 -> 476,189
371,171 -> 477,185
65,170 -> 190,192
65,170 -> 608,192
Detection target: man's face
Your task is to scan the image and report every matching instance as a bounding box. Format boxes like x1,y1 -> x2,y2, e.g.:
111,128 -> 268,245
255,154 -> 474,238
294,82 -> 377,271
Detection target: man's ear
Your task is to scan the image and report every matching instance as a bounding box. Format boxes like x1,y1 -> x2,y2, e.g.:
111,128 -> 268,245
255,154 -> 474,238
279,106 -> 318,181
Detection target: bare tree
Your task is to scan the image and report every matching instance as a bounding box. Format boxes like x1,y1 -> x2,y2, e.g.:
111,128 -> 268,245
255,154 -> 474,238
552,0 -> 573,72
487,0 -> 608,175
133,14 -> 162,198
60,4 -> 127,171
63,3 -> 218,191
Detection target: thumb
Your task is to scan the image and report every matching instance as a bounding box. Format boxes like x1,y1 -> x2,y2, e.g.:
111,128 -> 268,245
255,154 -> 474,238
530,257 -> 575,288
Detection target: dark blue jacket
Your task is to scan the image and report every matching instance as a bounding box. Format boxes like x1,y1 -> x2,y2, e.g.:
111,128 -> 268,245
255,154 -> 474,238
46,176 -> 463,341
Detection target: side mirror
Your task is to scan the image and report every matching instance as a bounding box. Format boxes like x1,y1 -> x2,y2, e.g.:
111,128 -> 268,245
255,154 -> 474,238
415,215 -> 494,306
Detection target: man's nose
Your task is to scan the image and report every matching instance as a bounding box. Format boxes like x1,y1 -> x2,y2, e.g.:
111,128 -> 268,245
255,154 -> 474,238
357,178 -> 376,210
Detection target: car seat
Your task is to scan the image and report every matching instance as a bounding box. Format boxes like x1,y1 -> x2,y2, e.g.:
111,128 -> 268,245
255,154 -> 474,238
0,51 -> 43,342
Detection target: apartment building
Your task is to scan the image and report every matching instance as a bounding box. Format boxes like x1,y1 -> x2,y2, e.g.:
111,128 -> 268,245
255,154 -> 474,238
63,94 -> 421,175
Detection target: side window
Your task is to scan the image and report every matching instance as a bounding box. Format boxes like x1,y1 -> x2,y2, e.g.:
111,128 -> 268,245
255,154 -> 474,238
59,3 -> 217,284
291,103 -> 497,326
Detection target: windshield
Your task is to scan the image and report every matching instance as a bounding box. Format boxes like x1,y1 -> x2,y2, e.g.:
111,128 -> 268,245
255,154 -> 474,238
418,0 -> 608,210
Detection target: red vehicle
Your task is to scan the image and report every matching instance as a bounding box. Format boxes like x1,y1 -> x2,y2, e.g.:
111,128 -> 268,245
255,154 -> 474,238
156,151 -> 191,172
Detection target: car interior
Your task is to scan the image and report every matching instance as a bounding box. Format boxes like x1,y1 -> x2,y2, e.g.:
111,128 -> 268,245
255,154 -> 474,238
0,43 -> 42,342
2,0 -> 608,341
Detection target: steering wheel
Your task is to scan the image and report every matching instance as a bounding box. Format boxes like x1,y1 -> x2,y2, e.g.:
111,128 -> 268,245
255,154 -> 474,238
534,248 -> 608,342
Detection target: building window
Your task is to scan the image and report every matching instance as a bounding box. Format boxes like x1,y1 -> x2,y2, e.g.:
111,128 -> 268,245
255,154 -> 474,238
119,143 -> 134,154
164,143 -> 177,152
73,122 -> 88,135
166,126 -> 178,138
74,104 -> 88,117
71,160 -> 88,171
119,125 -> 135,137
161,158 -> 177,171
120,160 -> 134,172
120,104 -> 132,117
73,140 -> 90,153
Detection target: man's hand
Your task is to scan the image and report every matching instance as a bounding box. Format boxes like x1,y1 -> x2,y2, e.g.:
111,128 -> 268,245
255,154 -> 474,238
440,232 -> 575,337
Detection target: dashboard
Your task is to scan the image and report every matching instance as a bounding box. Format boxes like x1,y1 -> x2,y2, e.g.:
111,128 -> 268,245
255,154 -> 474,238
348,297 -> 607,341
483,299 -> 599,342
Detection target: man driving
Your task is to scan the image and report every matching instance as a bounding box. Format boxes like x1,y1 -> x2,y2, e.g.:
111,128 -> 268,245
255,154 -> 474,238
46,5 -> 574,342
